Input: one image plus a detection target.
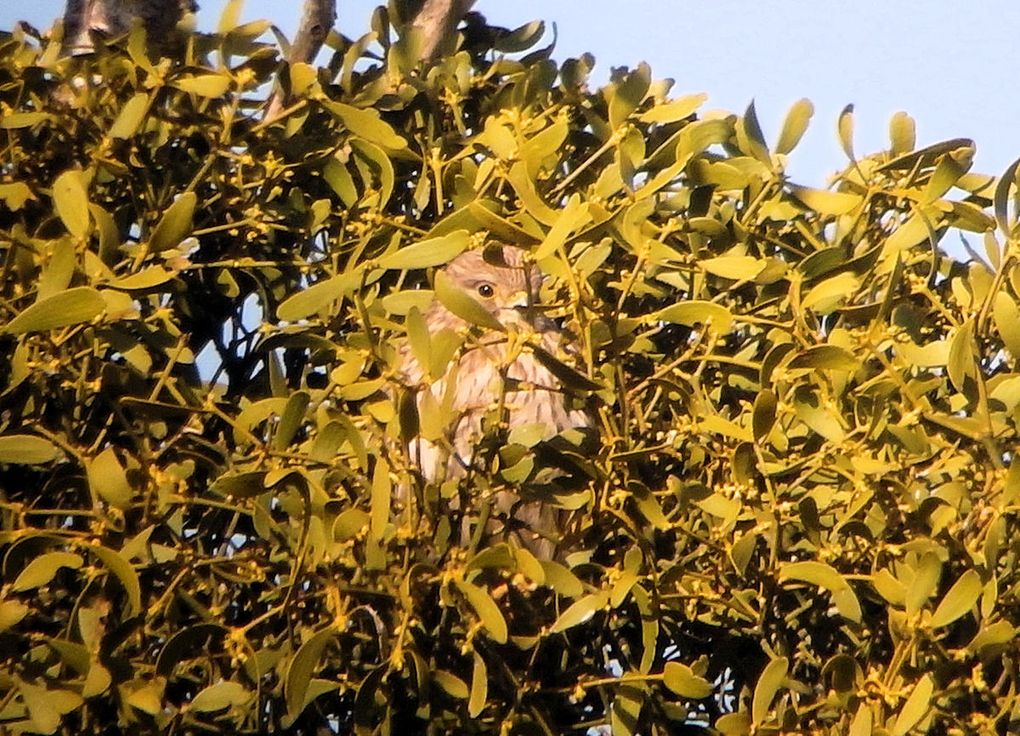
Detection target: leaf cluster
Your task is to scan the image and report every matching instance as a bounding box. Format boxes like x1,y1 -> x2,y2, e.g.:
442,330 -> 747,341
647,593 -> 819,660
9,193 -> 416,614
1,5 -> 1019,735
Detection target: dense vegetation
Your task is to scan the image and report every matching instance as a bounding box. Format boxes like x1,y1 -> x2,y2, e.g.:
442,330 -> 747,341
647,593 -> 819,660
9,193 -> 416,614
1,5 -> 1018,734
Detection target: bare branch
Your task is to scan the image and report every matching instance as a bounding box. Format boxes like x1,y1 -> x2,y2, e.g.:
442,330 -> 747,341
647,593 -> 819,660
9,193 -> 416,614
411,0 -> 476,62
264,0 -> 336,122
61,0 -> 196,54
289,0 -> 337,66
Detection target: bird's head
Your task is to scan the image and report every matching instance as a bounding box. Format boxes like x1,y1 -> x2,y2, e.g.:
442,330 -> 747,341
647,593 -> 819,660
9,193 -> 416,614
439,245 -> 543,329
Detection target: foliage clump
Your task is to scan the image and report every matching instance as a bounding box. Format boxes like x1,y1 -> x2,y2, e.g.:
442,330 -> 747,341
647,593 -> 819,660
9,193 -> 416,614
1,6 -> 1019,734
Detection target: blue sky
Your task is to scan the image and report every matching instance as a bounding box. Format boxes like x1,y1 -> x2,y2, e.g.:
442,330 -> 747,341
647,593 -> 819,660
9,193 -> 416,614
4,0 -> 1019,187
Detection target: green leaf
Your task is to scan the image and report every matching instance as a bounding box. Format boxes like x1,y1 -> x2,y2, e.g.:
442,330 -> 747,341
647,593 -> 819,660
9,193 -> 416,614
716,712 -> 752,736
17,678 -> 83,735
89,545 -> 142,618
779,561 -> 861,622
191,681 -> 250,712
87,447 -> 133,509
789,185 -> 861,216
0,181 -> 34,210
906,552 -> 942,616
889,111 -> 916,154
0,434 -> 61,464
217,0 -> 243,33
701,255 -> 765,281
638,93 -> 707,124
801,273 -> 859,313
277,268 -> 364,321
109,93 -> 149,139
994,157 -> 1020,236
993,292 -> 1020,359
656,300 -> 733,332
125,681 -> 162,714
947,319 -> 976,392
849,703 -> 872,736
752,390 -> 777,442
891,675 -> 933,736
4,286 -> 105,335
285,627 -> 336,718
12,552 -> 84,592
551,591 -> 608,633
324,101 -> 407,149
751,656 -> 788,726
663,662 -> 713,699
149,192 -> 196,253
434,270 -> 504,331
1,112 -> 52,128
0,600 -> 29,632
735,101 -> 770,164
370,459 -> 391,541
106,266 -> 176,291
775,98 -> 814,155
468,651 -> 488,718
377,231 -> 470,270
52,169 -> 91,239
534,194 -> 590,260
930,569 -> 982,629
837,104 -> 855,161
454,580 -> 508,643
540,560 -> 584,597
609,62 -> 651,128
174,73 -> 232,98
787,345 -> 859,372
432,670 -> 468,699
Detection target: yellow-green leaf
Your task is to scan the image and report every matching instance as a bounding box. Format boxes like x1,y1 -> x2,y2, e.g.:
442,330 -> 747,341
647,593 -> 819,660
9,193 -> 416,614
149,192 -> 196,253
87,447 -> 133,509
663,661 -> 713,699
468,651 -> 488,717
174,73 -> 231,98
656,300 -> 733,332
109,93 -> 149,139
891,674 -> 933,736
191,681 -> 250,712
930,569 -> 982,629
701,255 -> 764,280
789,185 -> 861,216
285,627 -> 336,718
551,591 -> 608,633
454,579 -> 508,643
889,111 -> 916,155
377,231 -> 470,270
324,101 -> 407,149
534,194 -> 590,259
779,561 -> 861,622
0,600 -> 29,632
638,93 -> 707,124
434,270 -> 504,331
0,434 -> 61,464
12,552 -> 84,592
4,286 -> 106,335
775,98 -> 814,155
432,670 -> 468,699
53,169 -> 91,239
751,656 -> 788,726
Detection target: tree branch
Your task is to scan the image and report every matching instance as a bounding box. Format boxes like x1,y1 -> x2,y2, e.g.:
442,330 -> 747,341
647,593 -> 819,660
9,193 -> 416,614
411,0 -> 476,62
61,0 -> 196,54
264,0 -> 336,122
289,0 -> 337,66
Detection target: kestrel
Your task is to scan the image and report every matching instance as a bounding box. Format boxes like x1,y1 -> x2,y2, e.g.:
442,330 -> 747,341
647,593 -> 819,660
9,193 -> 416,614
395,244 -> 591,556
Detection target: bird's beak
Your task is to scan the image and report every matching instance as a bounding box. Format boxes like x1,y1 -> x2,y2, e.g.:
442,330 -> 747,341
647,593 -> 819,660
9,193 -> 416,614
505,290 -> 530,310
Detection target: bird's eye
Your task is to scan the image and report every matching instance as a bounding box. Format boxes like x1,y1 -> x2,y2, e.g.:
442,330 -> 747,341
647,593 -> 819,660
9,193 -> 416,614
476,283 -> 495,298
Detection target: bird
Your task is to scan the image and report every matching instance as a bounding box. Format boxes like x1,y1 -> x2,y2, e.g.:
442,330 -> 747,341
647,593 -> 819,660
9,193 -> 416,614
394,244 -> 591,557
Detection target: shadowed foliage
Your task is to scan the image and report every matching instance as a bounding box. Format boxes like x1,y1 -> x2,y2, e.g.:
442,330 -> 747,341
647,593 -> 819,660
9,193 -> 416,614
1,4 -> 1019,734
